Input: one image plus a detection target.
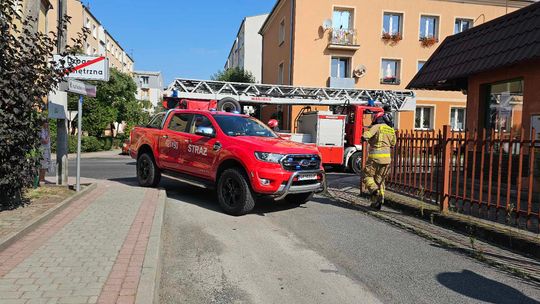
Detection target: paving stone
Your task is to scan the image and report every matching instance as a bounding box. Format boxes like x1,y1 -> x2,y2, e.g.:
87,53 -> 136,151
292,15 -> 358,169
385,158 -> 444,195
57,296 -> 89,304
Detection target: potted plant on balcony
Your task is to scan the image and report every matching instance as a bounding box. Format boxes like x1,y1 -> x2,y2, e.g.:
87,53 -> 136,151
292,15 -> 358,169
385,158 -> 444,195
382,32 -> 402,45
420,36 -> 438,47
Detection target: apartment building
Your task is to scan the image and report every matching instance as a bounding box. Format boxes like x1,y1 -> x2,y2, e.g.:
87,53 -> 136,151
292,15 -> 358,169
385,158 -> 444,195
133,71 -> 164,109
260,0 -> 534,131
13,0 -> 52,34
225,14 -> 269,82
46,0 -> 134,73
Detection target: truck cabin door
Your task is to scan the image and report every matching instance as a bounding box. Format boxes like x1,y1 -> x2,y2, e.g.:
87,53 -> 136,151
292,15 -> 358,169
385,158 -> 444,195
182,114 -> 220,179
159,113 -> 193,171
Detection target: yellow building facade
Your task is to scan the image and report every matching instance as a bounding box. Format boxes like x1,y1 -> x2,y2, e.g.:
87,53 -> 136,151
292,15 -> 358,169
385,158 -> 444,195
260,0 -> 533,131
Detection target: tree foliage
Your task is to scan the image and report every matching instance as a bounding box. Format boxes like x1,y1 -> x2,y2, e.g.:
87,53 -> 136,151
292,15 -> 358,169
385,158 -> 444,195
0,1 -> 84,208
69,68 -> 151,137
211,67 -> 256,83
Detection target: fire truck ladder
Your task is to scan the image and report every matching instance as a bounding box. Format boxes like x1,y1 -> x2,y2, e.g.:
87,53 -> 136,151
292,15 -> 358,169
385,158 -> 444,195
167,78 -> 416,111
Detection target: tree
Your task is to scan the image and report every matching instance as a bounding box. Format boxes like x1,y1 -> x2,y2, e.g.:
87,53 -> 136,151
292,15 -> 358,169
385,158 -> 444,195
72,68 -> 150,137
211,67 -> 255,83
0,1 -> 84,208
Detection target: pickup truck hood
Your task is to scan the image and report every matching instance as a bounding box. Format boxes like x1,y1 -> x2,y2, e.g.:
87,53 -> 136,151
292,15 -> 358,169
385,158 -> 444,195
232,136 -> 319,155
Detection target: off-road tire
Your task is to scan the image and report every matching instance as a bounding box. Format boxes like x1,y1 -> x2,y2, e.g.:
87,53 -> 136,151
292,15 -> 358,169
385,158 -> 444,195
217,98 -> 241,113
137,153 -> 161,187
217,168 -> 255,216
284,192 -> 314,205
349,152 -> 363,176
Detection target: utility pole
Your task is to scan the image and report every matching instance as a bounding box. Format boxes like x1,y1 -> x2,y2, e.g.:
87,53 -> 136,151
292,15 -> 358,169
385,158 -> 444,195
56,0 -> 69,186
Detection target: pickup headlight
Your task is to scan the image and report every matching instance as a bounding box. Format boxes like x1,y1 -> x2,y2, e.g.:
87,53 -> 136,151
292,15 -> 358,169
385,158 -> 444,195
255,152 -> 285,163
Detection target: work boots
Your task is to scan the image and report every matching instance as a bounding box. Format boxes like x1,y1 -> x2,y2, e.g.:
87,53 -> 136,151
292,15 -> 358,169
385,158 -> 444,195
370,190 -> 383,210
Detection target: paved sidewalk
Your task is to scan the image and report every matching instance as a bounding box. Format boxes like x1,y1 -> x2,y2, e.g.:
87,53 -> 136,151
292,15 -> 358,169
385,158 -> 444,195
0,180 -> 164,304
327,173 -> 540,283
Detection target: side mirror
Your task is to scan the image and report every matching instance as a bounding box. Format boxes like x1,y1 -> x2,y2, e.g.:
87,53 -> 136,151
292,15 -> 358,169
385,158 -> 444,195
195,126 -> 215,138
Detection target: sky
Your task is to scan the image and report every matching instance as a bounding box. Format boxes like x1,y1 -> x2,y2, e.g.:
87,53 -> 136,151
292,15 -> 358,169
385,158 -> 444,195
85,0 -> 275,86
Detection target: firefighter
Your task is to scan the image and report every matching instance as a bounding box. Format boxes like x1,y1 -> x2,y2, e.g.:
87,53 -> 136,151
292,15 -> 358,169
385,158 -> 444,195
362,112 -> 397,210
268,119 -> 280,132
382,105 -> 394,128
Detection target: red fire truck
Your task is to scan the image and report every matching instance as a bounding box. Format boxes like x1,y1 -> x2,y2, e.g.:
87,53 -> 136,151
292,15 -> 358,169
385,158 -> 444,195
163,79 -> 416,174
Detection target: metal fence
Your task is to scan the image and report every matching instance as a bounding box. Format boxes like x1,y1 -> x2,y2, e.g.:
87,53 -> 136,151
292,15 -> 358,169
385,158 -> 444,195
375,126 -> 539,232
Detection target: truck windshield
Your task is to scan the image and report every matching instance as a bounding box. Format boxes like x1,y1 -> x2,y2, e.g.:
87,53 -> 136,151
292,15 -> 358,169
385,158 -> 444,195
214,115 -> 277,138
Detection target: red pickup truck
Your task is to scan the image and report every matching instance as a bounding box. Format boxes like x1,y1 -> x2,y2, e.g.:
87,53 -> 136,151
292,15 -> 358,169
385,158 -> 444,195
130,109 -> 326,215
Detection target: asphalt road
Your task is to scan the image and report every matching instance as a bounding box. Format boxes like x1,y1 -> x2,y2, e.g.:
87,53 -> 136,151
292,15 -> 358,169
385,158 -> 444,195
57,154 -> 540,304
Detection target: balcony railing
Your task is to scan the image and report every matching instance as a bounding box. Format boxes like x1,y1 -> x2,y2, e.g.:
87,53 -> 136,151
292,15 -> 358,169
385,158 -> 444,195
329,28 -> 359,49
380,77 -> 401,85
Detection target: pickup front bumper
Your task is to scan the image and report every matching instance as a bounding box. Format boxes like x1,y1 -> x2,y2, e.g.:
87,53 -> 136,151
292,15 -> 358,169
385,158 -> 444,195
273,170 -> 326,201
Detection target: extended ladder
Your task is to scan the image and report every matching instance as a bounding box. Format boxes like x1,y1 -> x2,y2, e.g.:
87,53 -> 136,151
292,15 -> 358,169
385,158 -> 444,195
167,78 -> 416,111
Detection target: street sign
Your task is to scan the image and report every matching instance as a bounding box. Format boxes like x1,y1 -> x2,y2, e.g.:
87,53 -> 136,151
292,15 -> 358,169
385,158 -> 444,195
59,79 -> 97,97
53,55 -> 110,81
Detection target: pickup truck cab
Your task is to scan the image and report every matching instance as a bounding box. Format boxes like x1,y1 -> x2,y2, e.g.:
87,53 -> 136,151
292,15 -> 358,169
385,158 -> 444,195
130,109 -> 326,215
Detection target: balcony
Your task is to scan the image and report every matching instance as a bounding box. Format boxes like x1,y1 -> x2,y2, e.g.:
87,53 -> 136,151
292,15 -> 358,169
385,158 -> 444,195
328,77 -> 355,89
328,28 -> 359,51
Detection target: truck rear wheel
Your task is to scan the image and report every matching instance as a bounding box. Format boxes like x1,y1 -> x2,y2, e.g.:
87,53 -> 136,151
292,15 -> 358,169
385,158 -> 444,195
217,98 -> 241,113
349,152 -> 363,175
284,192 -> 313,205
217,168 -> 255,216
137,153 -> 161,187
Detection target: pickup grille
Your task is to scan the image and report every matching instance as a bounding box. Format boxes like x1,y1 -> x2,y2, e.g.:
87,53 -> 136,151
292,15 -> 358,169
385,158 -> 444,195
281,154 -> 321,171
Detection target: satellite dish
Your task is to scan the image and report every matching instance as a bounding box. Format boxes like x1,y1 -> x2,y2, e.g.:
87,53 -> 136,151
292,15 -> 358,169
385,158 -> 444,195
353,64 -> 367,78
322,19 -> 333,30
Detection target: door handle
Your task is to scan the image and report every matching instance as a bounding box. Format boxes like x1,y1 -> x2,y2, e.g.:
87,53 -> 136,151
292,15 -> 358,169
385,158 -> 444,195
161,135 -> 168,139
213,142 -> 222,151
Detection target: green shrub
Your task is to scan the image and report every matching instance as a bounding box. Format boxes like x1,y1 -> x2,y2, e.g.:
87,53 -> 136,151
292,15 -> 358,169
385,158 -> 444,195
99,137 -> 113,151
81,136 -> 101,152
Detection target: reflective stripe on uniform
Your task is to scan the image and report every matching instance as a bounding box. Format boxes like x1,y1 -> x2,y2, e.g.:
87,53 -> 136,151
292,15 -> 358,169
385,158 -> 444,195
369,154 -> 391,159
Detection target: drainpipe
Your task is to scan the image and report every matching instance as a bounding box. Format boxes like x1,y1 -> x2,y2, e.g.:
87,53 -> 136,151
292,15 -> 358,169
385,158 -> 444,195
287,0 -> 296,131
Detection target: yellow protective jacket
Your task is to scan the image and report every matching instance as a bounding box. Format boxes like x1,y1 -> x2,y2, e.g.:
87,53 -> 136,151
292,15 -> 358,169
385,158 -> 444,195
362,123 -> 396,164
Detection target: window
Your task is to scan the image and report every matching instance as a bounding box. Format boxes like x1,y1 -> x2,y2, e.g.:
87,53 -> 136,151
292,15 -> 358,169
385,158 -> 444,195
190,115 -> 215,134
168,114 -> 193,133
85,18 -> 91,29
383,12 -> 402,35
381,59 -> 401,84
418,61 -> 426,71
148,113 -> 166,129
333,8 -> 352,30
331,57 -> 351,78
486,79 -> 523,132
92,24 -> 97,38
450,108 -> 466,131
141,76 -> 149,85
419,15 -> 439,39
415,107 -> 434,130
455,18 -> 473,34
278,63 -> 284,85
279,19 -> 285,45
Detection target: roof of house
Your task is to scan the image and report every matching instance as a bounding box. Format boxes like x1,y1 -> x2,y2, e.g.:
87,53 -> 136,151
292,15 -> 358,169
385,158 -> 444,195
407,1 -> 540,91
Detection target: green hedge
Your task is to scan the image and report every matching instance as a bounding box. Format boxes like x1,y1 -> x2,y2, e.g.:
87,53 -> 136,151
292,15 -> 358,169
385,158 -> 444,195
51,135 -> 124,153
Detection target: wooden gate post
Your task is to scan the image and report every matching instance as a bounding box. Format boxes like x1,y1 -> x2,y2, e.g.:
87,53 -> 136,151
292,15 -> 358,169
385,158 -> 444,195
441,125 -> 452,213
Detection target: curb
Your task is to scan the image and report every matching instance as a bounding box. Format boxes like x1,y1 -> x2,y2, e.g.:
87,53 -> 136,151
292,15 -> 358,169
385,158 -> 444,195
0,183 -> 97,253
325,189 -> 540,284
135,188 -> 166,304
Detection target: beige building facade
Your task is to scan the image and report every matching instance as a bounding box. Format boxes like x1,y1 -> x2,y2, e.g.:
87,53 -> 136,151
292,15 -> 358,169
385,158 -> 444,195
260,0 -> 533,131
47,0 -> 134,73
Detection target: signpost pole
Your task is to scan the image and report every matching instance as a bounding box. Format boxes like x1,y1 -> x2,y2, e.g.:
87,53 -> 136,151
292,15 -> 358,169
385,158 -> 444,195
56,0 -> 69,186
76,95 -> 83,192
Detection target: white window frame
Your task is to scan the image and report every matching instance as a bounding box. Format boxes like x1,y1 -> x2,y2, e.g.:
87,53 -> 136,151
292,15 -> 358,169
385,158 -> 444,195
383,12 -> 403,35
279,18 -> 286,46
454,18 -> 473,34
450,107 -> 466,131
415,106 -> 435,130
419,15 -> 439,39
380,58 -> 401,85
331,57 -> 351,78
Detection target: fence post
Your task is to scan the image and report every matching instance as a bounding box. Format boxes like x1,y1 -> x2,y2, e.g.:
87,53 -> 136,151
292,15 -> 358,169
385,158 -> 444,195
441,125 -> 452,213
